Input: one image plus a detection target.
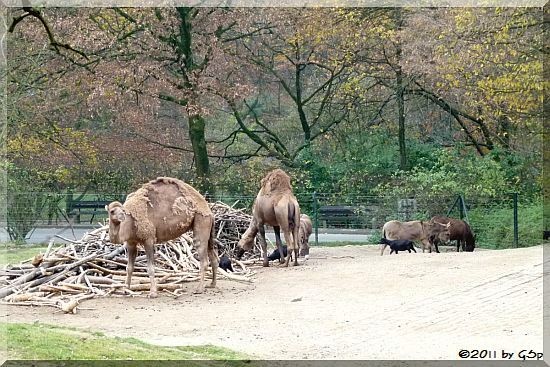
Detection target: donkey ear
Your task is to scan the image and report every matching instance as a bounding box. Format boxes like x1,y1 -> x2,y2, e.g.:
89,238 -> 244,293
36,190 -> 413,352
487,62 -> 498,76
105,205 -> 109,212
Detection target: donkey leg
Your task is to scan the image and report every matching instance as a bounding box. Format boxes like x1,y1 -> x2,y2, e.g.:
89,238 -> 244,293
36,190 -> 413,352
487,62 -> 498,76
143,241 -> 157,298
421,239 -> 431,253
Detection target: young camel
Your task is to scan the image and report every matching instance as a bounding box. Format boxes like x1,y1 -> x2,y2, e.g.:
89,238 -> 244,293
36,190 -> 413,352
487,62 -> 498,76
105,177 -> 218,297
236,169 -> 301,267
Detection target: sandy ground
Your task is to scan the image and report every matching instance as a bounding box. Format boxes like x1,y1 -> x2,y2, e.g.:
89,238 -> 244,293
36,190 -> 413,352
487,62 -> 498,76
2,245 -> 545,360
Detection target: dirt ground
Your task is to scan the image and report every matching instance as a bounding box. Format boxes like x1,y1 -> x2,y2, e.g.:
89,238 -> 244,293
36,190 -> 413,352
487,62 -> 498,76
3,245 -> 545,360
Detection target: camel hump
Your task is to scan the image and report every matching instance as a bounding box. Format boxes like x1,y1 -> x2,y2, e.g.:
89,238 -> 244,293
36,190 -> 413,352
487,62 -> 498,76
145,176 -> 211,217
260,169 -> 292,195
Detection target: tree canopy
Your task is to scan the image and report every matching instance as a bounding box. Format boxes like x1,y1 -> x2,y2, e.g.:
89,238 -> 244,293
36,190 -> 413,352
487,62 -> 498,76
5,6 -> 544,199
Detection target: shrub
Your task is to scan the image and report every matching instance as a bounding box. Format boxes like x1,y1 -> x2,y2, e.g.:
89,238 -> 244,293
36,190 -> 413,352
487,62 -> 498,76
469,200 -> 542,249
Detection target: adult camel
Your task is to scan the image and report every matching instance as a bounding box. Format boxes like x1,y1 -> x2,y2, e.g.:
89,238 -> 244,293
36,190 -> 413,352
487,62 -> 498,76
236,169 -> 301,267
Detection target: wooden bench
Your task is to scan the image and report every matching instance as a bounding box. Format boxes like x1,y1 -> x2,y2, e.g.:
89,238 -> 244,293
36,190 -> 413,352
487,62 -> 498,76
317,205 -> 363,228
68,200 -> 112,224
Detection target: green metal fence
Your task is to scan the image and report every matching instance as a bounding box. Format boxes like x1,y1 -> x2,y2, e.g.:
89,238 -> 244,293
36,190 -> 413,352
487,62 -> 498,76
1,191 -> 542,249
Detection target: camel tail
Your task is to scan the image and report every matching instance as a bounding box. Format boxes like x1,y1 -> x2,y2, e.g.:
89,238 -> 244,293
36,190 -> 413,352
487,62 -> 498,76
288,201 -> 297,231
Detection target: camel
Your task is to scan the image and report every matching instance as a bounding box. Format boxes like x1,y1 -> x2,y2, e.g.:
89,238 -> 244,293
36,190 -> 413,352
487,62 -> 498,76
105,177 -> 218,297
236,169 -> 301,267
298,213 -> 313,259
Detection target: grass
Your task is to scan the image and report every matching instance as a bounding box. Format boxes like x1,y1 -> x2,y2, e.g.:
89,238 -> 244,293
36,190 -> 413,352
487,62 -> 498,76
0,244 -> 48,266
1,322 -> 251,363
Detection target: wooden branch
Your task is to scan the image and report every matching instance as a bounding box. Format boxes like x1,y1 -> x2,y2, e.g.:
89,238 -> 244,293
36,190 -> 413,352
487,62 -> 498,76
0,202 -> 260,312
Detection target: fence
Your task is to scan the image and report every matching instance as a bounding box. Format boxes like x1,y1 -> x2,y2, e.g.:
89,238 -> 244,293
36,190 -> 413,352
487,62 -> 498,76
0,191 -> 543,249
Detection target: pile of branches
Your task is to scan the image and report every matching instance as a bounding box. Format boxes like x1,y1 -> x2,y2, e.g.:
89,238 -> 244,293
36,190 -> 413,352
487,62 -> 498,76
0,202 -> 262,313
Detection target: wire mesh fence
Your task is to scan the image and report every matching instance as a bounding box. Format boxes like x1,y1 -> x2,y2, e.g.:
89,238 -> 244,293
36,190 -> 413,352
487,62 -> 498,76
0,191 -> 543,249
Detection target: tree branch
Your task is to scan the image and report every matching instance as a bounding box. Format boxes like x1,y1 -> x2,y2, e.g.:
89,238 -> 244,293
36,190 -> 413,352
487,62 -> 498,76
10,8 -> 89,61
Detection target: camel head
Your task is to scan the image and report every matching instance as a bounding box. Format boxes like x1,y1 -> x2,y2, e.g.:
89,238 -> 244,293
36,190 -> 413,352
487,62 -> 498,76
236,236 -> 254,260
105,201 -> 127,244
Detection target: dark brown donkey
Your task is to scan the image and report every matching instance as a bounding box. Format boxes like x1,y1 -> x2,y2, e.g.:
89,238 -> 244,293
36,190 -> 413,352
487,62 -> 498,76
430,216 -> 475,252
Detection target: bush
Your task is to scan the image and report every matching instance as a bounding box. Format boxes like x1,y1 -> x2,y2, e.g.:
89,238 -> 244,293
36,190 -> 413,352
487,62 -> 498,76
469,200 -> 542,249
375,149 -> 510,199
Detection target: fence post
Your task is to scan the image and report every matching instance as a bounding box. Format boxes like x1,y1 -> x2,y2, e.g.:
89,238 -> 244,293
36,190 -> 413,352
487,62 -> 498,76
460,195 -> 470,224
513,192 -> 519,247
446,195 -> 460,217
313,191 -> 319,246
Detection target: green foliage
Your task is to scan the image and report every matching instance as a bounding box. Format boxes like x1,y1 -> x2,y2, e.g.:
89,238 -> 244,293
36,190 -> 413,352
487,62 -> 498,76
4,162 -> 62,244
469,201 -> 542,249
374,149 -> 510,199
291,131 -> 401,199
487,147 -> 541,197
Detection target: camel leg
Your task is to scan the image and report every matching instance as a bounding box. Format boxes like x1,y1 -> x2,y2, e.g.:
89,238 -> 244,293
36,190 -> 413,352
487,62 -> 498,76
126,243 -> 137,289
193,214 -> 212,293
194,237 -> 208,294
143,241 -> 157,298
380,244 -> 388,256
281,230 -> 294,267
205,216 -> 218,288
292,218 -> 300,266
258,224 -> 269,267
274,226 -> 285,265
273,213 -> 295,267
207,246 -> 218,289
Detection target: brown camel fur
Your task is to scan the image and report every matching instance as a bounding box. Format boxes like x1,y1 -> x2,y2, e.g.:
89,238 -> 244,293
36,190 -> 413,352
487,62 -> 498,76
237,169 -> 301,267
299,214 -> 313,259
106,177 -> 218,297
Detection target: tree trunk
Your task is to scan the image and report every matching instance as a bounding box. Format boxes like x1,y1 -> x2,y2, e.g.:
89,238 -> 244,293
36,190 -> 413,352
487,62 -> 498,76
295,64 -> 311,142
396,69 -> 407,171
188,114 -> 212,194
395,8 -> 407,171
176,7 -> 212,194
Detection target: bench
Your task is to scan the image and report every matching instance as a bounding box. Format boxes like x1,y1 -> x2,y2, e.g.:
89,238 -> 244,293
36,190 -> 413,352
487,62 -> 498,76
317,205 -> 363,228
68,200 -> 112,224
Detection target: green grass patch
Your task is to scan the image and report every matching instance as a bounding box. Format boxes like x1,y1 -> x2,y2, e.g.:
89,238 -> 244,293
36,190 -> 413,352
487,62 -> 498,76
1,322 -> 250,363
0,244 -> 48,266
